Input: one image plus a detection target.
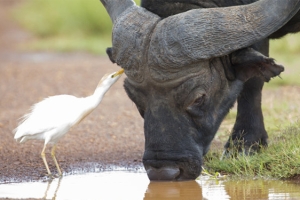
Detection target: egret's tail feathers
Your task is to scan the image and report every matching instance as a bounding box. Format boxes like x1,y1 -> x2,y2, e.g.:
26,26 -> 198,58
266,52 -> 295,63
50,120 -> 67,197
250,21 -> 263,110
14,130 -> 27,143
13,128 -> 21,142
16,136 -> 28,143
13,111 -> 33,143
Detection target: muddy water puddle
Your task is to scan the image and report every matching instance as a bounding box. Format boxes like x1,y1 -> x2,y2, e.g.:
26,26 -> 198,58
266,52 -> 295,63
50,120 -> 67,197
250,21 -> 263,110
0,171 -> 300,200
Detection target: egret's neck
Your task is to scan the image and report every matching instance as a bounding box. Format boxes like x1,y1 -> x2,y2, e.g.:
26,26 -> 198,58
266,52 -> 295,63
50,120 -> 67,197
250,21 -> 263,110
72,83 -> 115,126
88,84 -> 112,108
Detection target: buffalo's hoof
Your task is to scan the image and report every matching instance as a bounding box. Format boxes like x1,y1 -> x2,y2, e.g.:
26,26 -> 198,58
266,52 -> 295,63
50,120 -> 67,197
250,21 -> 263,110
221,139 -> 267,160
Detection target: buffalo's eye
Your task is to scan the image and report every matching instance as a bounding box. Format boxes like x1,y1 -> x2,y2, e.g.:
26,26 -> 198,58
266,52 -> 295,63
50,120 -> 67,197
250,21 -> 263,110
186,95 -> 205,117
192,96 -> 205,107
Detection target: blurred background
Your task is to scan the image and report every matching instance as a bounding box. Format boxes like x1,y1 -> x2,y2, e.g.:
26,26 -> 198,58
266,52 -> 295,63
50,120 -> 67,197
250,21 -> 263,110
13,0 -> 141,54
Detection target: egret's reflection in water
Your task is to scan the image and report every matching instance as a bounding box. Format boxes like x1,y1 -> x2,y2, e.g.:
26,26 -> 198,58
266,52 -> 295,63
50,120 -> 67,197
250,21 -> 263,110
0,171 -> 299,200
43,177 -> 62,200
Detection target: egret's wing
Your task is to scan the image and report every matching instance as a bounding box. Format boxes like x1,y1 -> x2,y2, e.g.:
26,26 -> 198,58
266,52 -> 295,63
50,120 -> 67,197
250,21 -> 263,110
14,95 -> 79,139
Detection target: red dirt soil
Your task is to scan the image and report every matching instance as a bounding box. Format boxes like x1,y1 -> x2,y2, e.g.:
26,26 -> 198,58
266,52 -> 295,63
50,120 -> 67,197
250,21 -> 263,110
0,1 -> 144,182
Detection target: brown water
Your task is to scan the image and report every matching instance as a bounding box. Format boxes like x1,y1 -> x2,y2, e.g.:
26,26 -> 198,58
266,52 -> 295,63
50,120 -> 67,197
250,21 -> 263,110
0,171 -> 299,200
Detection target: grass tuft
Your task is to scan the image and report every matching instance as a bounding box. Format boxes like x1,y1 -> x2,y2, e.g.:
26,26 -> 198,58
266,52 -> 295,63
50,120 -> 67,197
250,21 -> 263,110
205,122 -> 300,179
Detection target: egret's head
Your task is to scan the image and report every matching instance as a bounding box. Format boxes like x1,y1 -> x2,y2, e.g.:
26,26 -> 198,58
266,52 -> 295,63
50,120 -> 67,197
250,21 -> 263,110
97,68 -> 124,89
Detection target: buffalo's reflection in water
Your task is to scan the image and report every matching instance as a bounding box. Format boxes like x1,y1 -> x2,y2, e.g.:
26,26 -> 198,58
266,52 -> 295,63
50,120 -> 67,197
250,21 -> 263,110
145,181 -> 204,200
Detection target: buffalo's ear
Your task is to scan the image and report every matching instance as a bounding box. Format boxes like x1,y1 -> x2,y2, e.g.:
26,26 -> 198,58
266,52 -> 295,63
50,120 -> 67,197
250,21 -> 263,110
230,48 -> 285,82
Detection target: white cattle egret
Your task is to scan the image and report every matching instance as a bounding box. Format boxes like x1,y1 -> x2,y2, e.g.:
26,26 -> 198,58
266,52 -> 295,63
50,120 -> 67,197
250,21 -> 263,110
14,69 -> 124,178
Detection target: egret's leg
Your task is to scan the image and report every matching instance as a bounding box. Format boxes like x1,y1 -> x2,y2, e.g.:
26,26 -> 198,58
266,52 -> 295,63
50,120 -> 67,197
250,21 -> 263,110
51,145 -> 62,176
41,144 -> 52,176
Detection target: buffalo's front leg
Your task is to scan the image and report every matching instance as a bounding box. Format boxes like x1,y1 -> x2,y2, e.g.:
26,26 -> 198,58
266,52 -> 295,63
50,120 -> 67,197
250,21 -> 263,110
224,77 -> 268,155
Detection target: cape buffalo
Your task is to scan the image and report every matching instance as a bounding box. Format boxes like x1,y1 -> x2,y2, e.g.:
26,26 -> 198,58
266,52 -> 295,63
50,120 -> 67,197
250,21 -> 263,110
140,0 -> 300,157
100,0 -> 300,180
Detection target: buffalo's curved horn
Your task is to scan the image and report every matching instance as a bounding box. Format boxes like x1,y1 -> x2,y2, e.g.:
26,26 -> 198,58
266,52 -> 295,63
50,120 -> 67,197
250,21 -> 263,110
100,0 -> 135,23
149,0 -> 300,67
100,0 -> 300,73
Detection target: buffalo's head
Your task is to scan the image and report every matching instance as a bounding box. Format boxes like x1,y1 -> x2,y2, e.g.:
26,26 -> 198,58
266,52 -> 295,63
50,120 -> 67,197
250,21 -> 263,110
100,0 -> 299,180
124,58 -> 245,180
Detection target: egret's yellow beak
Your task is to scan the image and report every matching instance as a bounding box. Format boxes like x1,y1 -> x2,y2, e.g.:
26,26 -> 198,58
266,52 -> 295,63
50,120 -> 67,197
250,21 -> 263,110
111,68 -> 124,78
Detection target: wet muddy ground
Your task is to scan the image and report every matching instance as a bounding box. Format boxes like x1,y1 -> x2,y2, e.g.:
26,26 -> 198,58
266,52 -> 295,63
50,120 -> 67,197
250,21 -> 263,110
1,1 -> 300,191
1,171 -> 300,200
0,0 -> 145,182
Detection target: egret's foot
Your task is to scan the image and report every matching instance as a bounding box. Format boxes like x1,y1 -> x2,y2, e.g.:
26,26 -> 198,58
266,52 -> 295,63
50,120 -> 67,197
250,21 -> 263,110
55,173 -> 63,178
46,173 -> 55,179
44,173 -> 62,179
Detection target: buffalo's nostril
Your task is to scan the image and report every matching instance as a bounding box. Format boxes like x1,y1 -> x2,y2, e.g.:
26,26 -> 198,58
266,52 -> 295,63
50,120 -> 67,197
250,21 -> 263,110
146,166 -> 180,181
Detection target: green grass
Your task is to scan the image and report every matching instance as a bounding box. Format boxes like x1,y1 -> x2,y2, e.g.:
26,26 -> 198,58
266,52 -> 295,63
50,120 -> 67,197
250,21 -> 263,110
268,34 -> 300,87
270,34 -> 300,62
13,0 -> 140,54
204,122 -> 300,179
14,0 -> 112,37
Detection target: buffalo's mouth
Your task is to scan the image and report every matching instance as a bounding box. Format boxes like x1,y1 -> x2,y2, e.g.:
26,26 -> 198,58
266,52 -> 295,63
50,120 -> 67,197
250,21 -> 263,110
143,152 -> 202,181
145,164 -> 182,181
